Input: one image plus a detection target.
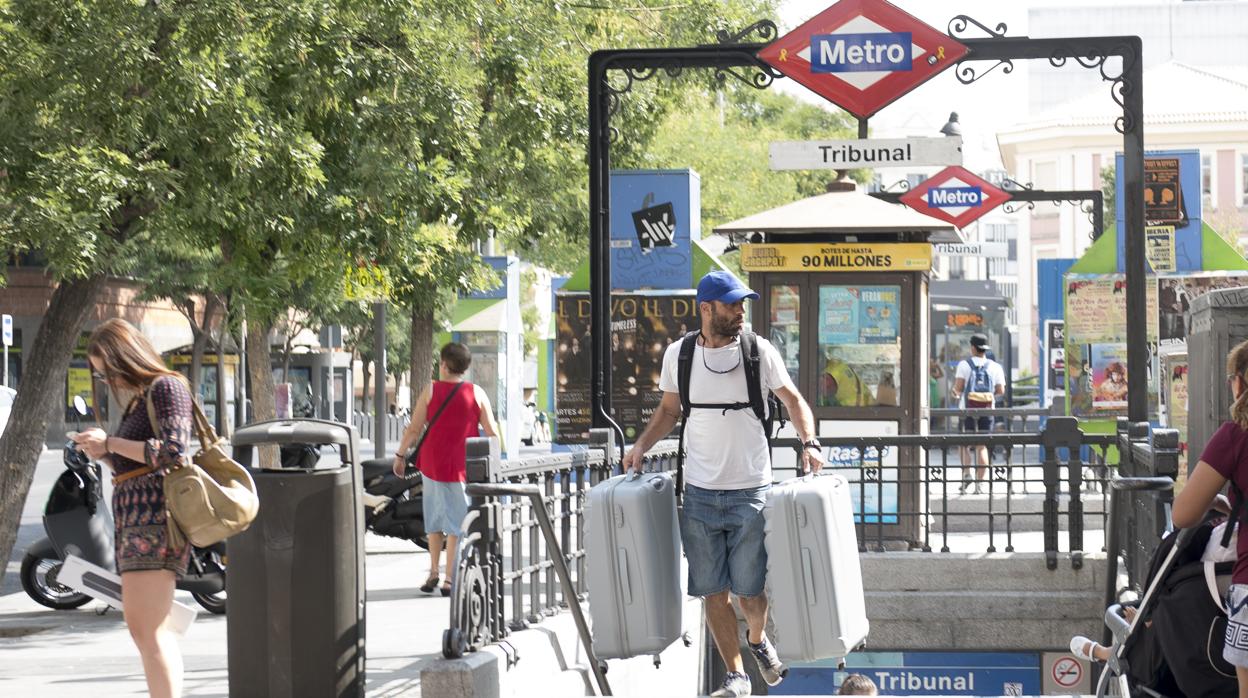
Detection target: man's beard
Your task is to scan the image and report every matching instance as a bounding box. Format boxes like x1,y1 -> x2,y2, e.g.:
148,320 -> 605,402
710,312 -> 742,338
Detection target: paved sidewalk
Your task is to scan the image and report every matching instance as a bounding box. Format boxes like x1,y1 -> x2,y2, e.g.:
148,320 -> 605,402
0,535 -> 445,697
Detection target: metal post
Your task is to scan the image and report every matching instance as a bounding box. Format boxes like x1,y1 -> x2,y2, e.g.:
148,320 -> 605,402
374,301 -> 387,459
237,319 -> 247,426
3,344 -> 7,388
857,117 -> 868,139
1119,38 -> 1148,424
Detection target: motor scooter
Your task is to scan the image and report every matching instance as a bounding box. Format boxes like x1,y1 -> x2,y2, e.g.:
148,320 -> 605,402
21,397 -> 227,614
278,441 -> 428,549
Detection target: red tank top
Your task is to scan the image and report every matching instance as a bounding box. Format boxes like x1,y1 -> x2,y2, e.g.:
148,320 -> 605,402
416,380 -> 482,483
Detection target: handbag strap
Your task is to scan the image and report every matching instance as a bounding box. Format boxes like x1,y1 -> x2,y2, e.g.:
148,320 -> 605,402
407,381 -> 466,465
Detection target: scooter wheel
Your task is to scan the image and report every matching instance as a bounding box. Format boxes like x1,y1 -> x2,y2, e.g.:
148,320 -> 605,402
20,554 -> 90,610
191,591 -> 227,615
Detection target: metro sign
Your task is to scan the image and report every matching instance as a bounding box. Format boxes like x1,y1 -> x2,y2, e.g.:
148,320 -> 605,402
758,0 -> 968,119
899,166 -> 1012,229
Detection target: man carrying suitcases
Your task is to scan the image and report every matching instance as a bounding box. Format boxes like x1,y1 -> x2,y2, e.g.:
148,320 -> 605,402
623,270 -> 824,697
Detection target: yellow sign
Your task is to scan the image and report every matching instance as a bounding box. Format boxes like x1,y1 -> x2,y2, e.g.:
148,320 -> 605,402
67,366 -> 93,408
740,243 -> 931,272
1146,225 -> 1176,273
344,262 -> 392,301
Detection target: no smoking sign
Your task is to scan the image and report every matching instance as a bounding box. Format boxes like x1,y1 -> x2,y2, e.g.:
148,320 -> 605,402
1051,657 -> 1082,688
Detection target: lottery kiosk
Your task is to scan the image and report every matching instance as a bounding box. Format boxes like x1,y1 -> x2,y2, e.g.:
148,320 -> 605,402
715,183 -> 957,544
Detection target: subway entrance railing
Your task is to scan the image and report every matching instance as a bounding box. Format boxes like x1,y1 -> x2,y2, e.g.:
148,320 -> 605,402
439,409 -> 1176,663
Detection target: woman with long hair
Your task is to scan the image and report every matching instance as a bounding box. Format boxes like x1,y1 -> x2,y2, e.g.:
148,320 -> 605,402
1173,339 -> 1248,698
70,318 -> 193,698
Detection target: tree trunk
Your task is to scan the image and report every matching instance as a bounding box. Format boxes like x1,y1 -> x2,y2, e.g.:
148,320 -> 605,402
410,304 -> 434,408
361,359 -> 372,417
281,335 -> 293,383
0,274 -> 106,585
216,306 -> 228,435
187,295 -> 220,400
246,318 -> 278,468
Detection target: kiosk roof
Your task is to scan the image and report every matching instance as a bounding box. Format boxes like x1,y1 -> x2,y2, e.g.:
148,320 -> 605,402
712,187 -> 960,242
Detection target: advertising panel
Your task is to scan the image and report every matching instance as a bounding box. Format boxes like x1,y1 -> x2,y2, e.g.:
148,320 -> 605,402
555,293 -> 697,443
609,170 -> 700,291
741,243 -> 931,273
1065,275 -> 1159,417
1115,150 -> 1202,273
1159,273 -> 1248,346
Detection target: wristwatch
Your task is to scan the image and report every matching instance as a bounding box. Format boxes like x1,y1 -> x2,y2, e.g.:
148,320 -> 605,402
802,439 -> 822,452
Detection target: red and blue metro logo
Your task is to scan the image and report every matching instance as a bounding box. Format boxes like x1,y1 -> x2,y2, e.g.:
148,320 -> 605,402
899,166 -> 1012,229
758,0 -> 967,119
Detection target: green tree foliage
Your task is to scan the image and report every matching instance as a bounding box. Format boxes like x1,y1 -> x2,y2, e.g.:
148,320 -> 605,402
625,87 -> 855,236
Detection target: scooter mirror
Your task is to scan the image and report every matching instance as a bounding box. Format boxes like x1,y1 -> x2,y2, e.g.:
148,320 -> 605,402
72,395 -> 88,432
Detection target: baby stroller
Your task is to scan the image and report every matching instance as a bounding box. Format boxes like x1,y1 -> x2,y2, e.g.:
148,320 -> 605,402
1096,510 -> 1238,697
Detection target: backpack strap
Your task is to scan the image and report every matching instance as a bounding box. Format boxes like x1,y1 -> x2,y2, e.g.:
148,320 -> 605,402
675,331 -> 699,501
740,332 -> 767,429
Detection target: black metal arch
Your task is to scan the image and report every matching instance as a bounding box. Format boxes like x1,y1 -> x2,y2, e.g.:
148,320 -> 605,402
589,16 -> 1148,443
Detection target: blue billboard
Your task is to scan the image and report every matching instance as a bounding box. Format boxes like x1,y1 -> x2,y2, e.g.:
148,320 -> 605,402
1115,149 -> 1202,273
775,651 -> 1041,696
609,169 -> 700,291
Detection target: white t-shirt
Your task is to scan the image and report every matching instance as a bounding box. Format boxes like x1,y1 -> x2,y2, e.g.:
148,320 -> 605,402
954,355 -> 1006,406
659,335 -> 794,490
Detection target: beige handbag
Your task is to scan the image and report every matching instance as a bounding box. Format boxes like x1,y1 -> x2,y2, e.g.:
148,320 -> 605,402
144,377 -> 260,548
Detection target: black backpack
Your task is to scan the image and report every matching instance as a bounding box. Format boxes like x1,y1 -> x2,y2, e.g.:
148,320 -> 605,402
674,330 -> 784,497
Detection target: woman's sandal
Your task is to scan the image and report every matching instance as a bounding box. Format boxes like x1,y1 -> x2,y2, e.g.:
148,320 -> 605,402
419,576 -> 440,594
441,582 -> 452,597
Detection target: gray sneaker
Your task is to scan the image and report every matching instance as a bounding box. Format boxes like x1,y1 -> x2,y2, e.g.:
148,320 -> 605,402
710,671 -> 752,697
749,636 -> 788,686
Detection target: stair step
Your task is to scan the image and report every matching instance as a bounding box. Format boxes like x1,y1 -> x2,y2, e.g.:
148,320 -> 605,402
860,552 -> 1106,592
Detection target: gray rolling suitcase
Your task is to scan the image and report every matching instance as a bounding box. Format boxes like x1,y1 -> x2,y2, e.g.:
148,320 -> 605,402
764,474 -> 869,663
585,472 -> 682,659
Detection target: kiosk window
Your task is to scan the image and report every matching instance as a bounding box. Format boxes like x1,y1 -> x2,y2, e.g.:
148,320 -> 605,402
768,285 -> 800,385
817,285 -> 902,408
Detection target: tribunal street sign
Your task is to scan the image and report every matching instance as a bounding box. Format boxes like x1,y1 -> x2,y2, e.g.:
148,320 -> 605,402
770,136 -> 962,170
899,166 -> 1012,229
757,0 -> 968,119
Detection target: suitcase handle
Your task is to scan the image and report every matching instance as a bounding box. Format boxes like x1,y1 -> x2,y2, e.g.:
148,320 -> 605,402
617,547 -> 632,605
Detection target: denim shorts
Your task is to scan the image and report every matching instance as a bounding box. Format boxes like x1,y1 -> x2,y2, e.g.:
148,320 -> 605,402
680,483 -> 769,598
423,478 -> 469,537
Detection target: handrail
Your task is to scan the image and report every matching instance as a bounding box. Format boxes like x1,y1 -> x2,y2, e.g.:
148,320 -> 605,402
464,482 -> 611,697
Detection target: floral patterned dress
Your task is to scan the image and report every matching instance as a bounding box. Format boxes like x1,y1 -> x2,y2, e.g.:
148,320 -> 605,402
111,375 -> 193,575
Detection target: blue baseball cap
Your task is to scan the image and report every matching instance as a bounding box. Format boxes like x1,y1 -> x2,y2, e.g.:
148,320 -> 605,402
696,270 -> 759,305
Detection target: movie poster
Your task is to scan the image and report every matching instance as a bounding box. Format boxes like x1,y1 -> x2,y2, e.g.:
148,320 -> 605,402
1162,355 -> 1189,489
1158,273 -> 1248,346
1090,344 -> 1129,410
1064,275 -> 1158,417
555,293 -> 698,443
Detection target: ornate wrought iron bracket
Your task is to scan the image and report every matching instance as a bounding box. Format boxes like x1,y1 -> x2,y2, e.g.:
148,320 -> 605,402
871,187 -> 1105,239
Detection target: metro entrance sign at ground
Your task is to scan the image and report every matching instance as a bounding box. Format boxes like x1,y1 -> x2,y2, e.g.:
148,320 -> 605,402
899,166 -> 1012,229
757,0 -> 968,119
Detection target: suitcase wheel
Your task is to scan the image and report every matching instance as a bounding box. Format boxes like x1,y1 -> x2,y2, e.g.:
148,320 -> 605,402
682,631 -> 692,648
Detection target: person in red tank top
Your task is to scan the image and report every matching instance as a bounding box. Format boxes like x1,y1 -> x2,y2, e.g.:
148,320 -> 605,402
392,343 -> 500,596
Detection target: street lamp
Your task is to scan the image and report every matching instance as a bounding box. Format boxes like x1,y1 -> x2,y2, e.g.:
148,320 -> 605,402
939,112 -> 962,138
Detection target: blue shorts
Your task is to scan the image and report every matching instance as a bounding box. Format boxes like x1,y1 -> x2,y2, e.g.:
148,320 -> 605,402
423,478 -> 469,537
680,484 -> 769,598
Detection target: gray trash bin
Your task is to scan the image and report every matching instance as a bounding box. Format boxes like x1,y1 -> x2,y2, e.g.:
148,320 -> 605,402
227,419 -> 365,698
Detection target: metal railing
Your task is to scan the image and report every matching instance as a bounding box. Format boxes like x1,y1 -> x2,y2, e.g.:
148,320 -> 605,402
930,406 -> 1057,435
772,416 -> 1116,569
1102,420 -> 1179,613
441,413 -> 1136,663
351,411 -> 408,444
442,430 -> 679,658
